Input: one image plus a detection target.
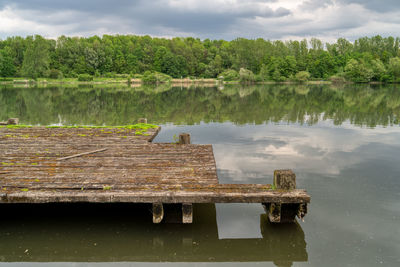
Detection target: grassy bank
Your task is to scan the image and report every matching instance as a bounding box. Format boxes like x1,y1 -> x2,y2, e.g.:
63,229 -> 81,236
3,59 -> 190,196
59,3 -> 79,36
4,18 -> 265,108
0,77 -> 395,86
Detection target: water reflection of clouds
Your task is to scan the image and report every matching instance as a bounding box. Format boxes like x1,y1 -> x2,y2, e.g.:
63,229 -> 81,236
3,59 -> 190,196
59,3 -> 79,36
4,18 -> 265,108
156,121 -> 400,181
208,121 -> 400,180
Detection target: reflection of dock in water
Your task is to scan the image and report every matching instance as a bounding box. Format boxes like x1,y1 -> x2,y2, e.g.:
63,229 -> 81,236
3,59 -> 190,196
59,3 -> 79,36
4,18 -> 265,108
0,203 -> 307,264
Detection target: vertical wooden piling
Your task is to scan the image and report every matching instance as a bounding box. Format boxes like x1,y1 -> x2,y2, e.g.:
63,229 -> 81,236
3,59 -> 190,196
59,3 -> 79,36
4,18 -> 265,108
179,133 -> 191,144
138,118 -> 147,124
182,203 -> 193,223
179,134 -> 192,223
268,203 -> 282,223
274,169 -> 296,190
266,169 -> 299,223
7,118 -> 19,125
152,203 -> 164,223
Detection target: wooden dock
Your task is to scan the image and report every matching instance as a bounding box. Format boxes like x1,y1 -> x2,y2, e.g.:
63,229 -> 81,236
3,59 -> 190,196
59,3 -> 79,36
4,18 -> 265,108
0,118 -> 310,224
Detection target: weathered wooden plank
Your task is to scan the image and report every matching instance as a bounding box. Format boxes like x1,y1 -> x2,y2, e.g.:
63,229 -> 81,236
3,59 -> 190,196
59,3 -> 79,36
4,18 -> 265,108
1,188 -> 310,204
0,126 -> 160,144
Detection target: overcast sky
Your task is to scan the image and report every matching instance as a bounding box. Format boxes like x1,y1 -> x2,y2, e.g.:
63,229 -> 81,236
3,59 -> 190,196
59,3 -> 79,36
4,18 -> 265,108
1,0 -> 400,42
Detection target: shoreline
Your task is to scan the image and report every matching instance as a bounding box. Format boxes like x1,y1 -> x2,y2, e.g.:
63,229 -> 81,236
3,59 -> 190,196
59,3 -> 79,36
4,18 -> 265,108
0,78 -> 396,86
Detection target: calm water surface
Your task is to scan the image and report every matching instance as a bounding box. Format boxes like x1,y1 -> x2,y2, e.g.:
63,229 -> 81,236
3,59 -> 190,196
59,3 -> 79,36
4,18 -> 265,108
0,84 -> 399,266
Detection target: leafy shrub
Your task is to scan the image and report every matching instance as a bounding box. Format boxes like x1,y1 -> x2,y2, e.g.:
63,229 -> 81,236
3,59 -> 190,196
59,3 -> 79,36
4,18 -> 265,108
239,68 -> 255,82
254,74 -> 263,82
344,59 -> 373,83
271,69 -> 286,82
258,64 -> 270,81
295,71 -> 311,82
115,73 -> 129,79
104,72 -> 117,78
142,71 -> 172,83
329,75 -> 346,83
46,69 -> 63,79
77,74 -> 93,81
218,69 -> 239,81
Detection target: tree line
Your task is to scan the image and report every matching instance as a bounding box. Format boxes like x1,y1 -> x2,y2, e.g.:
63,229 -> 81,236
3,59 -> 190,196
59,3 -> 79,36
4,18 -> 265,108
0,34 -> 400,82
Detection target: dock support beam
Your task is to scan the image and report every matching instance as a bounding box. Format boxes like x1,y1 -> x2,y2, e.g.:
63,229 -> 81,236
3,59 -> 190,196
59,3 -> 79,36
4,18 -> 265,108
152,203 -> 164,223
182,203 -> 193,223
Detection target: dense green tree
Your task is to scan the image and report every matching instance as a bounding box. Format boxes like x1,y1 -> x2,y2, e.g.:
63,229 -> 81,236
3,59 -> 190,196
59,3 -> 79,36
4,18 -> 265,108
388,57 -> 400,82
370,59 -> 387,81
21,35 -> 50,78
0,47 -> 16,77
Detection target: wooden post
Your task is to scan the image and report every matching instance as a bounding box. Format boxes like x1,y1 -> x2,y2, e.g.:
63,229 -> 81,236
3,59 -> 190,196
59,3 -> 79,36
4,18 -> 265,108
274,169 -> 296,190
297,203 -> 307,221
266,170 -> 298,223
138,118 -> 147,124
7,118 -> 19,125
268,203 -> 281,223
182,203 -> 193,223
179,133 -> 191,144
152,203 -> 164,223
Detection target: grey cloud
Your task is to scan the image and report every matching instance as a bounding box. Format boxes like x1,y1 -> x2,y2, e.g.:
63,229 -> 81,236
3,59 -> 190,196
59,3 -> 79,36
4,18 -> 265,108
340,0 -> 400,13
1,0 -> 400,40
302,0 -> 400,13
0,0 -> 291,39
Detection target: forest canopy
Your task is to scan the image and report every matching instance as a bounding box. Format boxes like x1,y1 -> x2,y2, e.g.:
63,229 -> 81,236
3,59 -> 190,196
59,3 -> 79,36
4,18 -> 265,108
0,35 -> 400,82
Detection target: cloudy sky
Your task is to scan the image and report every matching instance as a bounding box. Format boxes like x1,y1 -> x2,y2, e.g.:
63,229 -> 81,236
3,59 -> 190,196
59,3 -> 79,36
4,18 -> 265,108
1,0 -> 400,41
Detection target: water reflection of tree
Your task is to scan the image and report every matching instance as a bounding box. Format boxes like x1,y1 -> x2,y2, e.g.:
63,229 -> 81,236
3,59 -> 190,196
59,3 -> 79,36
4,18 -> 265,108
0,84 -> 399,127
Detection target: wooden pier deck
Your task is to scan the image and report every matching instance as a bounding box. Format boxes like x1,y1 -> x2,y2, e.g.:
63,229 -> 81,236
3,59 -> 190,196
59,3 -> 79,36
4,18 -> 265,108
0,119 -> 310,223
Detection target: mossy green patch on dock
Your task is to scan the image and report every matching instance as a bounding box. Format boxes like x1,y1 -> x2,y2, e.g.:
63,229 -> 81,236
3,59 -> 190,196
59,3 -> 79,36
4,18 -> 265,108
45,123 -> 158,130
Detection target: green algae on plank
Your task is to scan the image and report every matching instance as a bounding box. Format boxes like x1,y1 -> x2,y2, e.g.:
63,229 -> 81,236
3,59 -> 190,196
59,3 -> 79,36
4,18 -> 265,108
45,123 -> 158,130
1,123 -> 158,130
1,125 -> 33,129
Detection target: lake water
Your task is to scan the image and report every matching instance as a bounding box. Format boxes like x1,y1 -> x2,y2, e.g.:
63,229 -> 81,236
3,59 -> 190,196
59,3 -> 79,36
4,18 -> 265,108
0,84 -> 399,266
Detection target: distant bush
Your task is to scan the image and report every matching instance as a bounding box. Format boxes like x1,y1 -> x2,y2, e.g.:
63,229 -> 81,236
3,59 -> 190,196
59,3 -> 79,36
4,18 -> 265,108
218,69 -> 239,81
0,77 -> 14,81
329,75 -> 346,84
258,64 -> 270,81
254,74 -> 263,82
239,68 -> 255,82
344,59 -> 373,83
46,69 -> 63,79
77,74 -> 93,81
271,69 -> 286,82
103,72 -> 117,78
142,71 -> 172,83
295,71 -> 310,83
115,73 -> 129,79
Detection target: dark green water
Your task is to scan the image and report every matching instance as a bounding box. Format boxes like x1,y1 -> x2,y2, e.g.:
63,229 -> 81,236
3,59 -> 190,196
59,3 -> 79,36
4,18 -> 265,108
0,84 -> 399,266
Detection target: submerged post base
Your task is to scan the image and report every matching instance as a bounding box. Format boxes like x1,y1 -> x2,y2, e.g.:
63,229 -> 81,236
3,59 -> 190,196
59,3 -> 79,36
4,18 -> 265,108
152,203 -> 164,223
263,169 -> 308,223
